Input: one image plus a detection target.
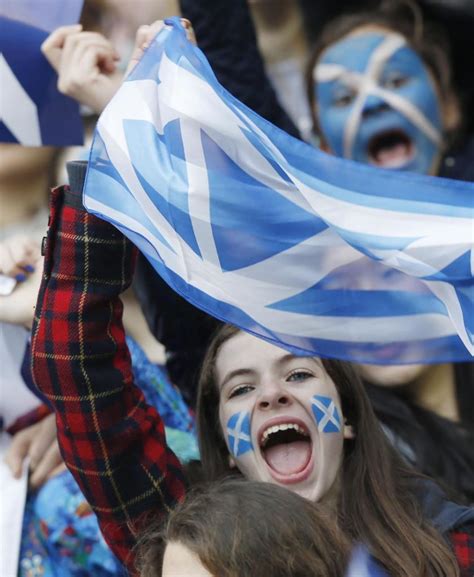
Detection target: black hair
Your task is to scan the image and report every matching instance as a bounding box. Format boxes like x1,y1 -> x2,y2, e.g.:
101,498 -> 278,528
365,363 -> 474,504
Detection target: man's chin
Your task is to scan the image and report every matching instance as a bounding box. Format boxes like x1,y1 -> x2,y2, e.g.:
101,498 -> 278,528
358,362 -> 426,387
362,147 -> 439,176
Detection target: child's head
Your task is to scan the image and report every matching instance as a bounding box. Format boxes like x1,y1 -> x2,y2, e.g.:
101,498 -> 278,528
138,478 -> 350,577
306,1 -> 461,175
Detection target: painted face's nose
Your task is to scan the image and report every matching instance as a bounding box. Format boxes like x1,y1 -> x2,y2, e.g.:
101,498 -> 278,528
361,94 -> 389,119
257,382 -> 293,411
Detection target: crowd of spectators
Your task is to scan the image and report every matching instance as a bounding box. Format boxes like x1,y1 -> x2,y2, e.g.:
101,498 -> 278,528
1,1 -> 473,576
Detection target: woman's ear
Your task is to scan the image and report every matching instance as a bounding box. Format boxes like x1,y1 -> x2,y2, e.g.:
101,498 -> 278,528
442,90 -> 461,134
343,421 -> 355,440
320,140 -> 332,153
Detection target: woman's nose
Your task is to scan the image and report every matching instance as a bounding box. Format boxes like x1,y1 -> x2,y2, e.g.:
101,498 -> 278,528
362,94 -> 389,118
257,385 -> 292,411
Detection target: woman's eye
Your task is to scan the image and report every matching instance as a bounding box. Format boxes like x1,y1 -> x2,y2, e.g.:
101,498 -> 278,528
333,91 -> 356,108
287,370 -> 313,383
382,73 -> 408,89
229,385 -> 254,399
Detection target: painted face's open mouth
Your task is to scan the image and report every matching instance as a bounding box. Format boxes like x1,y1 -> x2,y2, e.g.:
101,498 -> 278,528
259,421 -> 313,484
368,129 -> 415,168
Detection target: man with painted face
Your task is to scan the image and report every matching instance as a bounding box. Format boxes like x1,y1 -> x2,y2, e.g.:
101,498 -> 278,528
306,3 -> 474,505
307,4 -> 465,178
313,30 -> 443,173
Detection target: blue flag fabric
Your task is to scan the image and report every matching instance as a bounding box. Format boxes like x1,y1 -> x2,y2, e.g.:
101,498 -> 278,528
346,546 -> 390,577
0,1 -> 84,146
84,18 -> 474,365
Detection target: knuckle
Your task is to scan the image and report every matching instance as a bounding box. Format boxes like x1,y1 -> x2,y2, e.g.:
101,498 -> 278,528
28,446 -> 41,462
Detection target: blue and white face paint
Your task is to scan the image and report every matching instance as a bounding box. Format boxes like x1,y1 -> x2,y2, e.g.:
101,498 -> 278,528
314,30 -> 443,174
311,395 -> 342,433
226,411 -> 253,457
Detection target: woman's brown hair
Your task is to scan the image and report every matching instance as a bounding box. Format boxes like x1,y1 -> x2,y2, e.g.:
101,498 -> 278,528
137,478 -> 350,577
305,0 -> 461,150
196,324 -> 459,577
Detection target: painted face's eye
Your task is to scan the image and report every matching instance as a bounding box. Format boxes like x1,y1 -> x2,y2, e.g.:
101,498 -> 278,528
333,89 -> 356,108
286,370 -> 313,383
382,72 -> 409,90
229,384 -> 254,399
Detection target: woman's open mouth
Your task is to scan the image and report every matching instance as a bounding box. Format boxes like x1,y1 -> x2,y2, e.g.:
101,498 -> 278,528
258,418 -> 314,485
367,129 -> 415,168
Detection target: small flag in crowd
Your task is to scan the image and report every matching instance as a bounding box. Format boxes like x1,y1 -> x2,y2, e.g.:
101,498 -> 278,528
0,0 -> 84,146
84,18 -> 474,365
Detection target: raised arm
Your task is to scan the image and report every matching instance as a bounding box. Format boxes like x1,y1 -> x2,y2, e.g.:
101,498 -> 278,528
30,161 -> 186,573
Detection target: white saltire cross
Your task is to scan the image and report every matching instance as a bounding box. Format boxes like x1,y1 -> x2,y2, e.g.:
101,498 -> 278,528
311,396 -> 341,433
227,412 -> 253,457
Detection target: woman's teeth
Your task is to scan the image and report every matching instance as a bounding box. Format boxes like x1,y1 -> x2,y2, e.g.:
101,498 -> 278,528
261,422 -> 308,446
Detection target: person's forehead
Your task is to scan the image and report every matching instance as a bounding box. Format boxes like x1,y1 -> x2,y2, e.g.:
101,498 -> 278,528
217,332 -> 289,371
319,30 -> 406,73
215,332 -> 318,382
383,45 -> 426,74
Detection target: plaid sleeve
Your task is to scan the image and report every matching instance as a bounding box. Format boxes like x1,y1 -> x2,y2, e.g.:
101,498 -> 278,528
449,524 -> 474,577
31,185 -> 186,574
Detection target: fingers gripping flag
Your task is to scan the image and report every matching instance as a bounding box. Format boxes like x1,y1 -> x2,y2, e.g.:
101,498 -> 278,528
0,1 -> 84,146
84,18 -> 474,365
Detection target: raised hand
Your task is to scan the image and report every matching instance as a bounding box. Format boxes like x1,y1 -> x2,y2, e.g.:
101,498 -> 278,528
4,413 -> 66,489
125,18 -> 196,77
41,24 -> 122,113
0,235 -> 42,328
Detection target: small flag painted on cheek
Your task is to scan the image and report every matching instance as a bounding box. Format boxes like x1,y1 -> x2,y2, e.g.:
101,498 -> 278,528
312,395 -> 342,433
227,412 -> 253,457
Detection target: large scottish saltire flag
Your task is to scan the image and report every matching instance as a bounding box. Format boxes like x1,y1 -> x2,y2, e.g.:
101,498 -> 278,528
84,18 -> 474,365
0,0 -> 84,146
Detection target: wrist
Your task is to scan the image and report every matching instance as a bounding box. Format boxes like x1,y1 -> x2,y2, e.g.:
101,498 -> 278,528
43,181 -> 137,294
85,73 -> 123,114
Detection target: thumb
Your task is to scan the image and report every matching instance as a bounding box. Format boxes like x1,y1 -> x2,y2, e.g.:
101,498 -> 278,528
41,24 -> 83,70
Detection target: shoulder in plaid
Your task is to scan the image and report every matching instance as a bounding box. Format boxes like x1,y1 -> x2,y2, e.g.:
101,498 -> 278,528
31,185 -> 186,574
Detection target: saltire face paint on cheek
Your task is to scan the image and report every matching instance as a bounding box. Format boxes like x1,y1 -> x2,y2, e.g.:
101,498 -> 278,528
311,395 -> 342,433
226,411 -> 253,457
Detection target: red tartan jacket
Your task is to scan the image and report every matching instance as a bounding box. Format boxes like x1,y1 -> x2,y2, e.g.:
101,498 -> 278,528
31,185 -> 186,574
31,184 -> 474,577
